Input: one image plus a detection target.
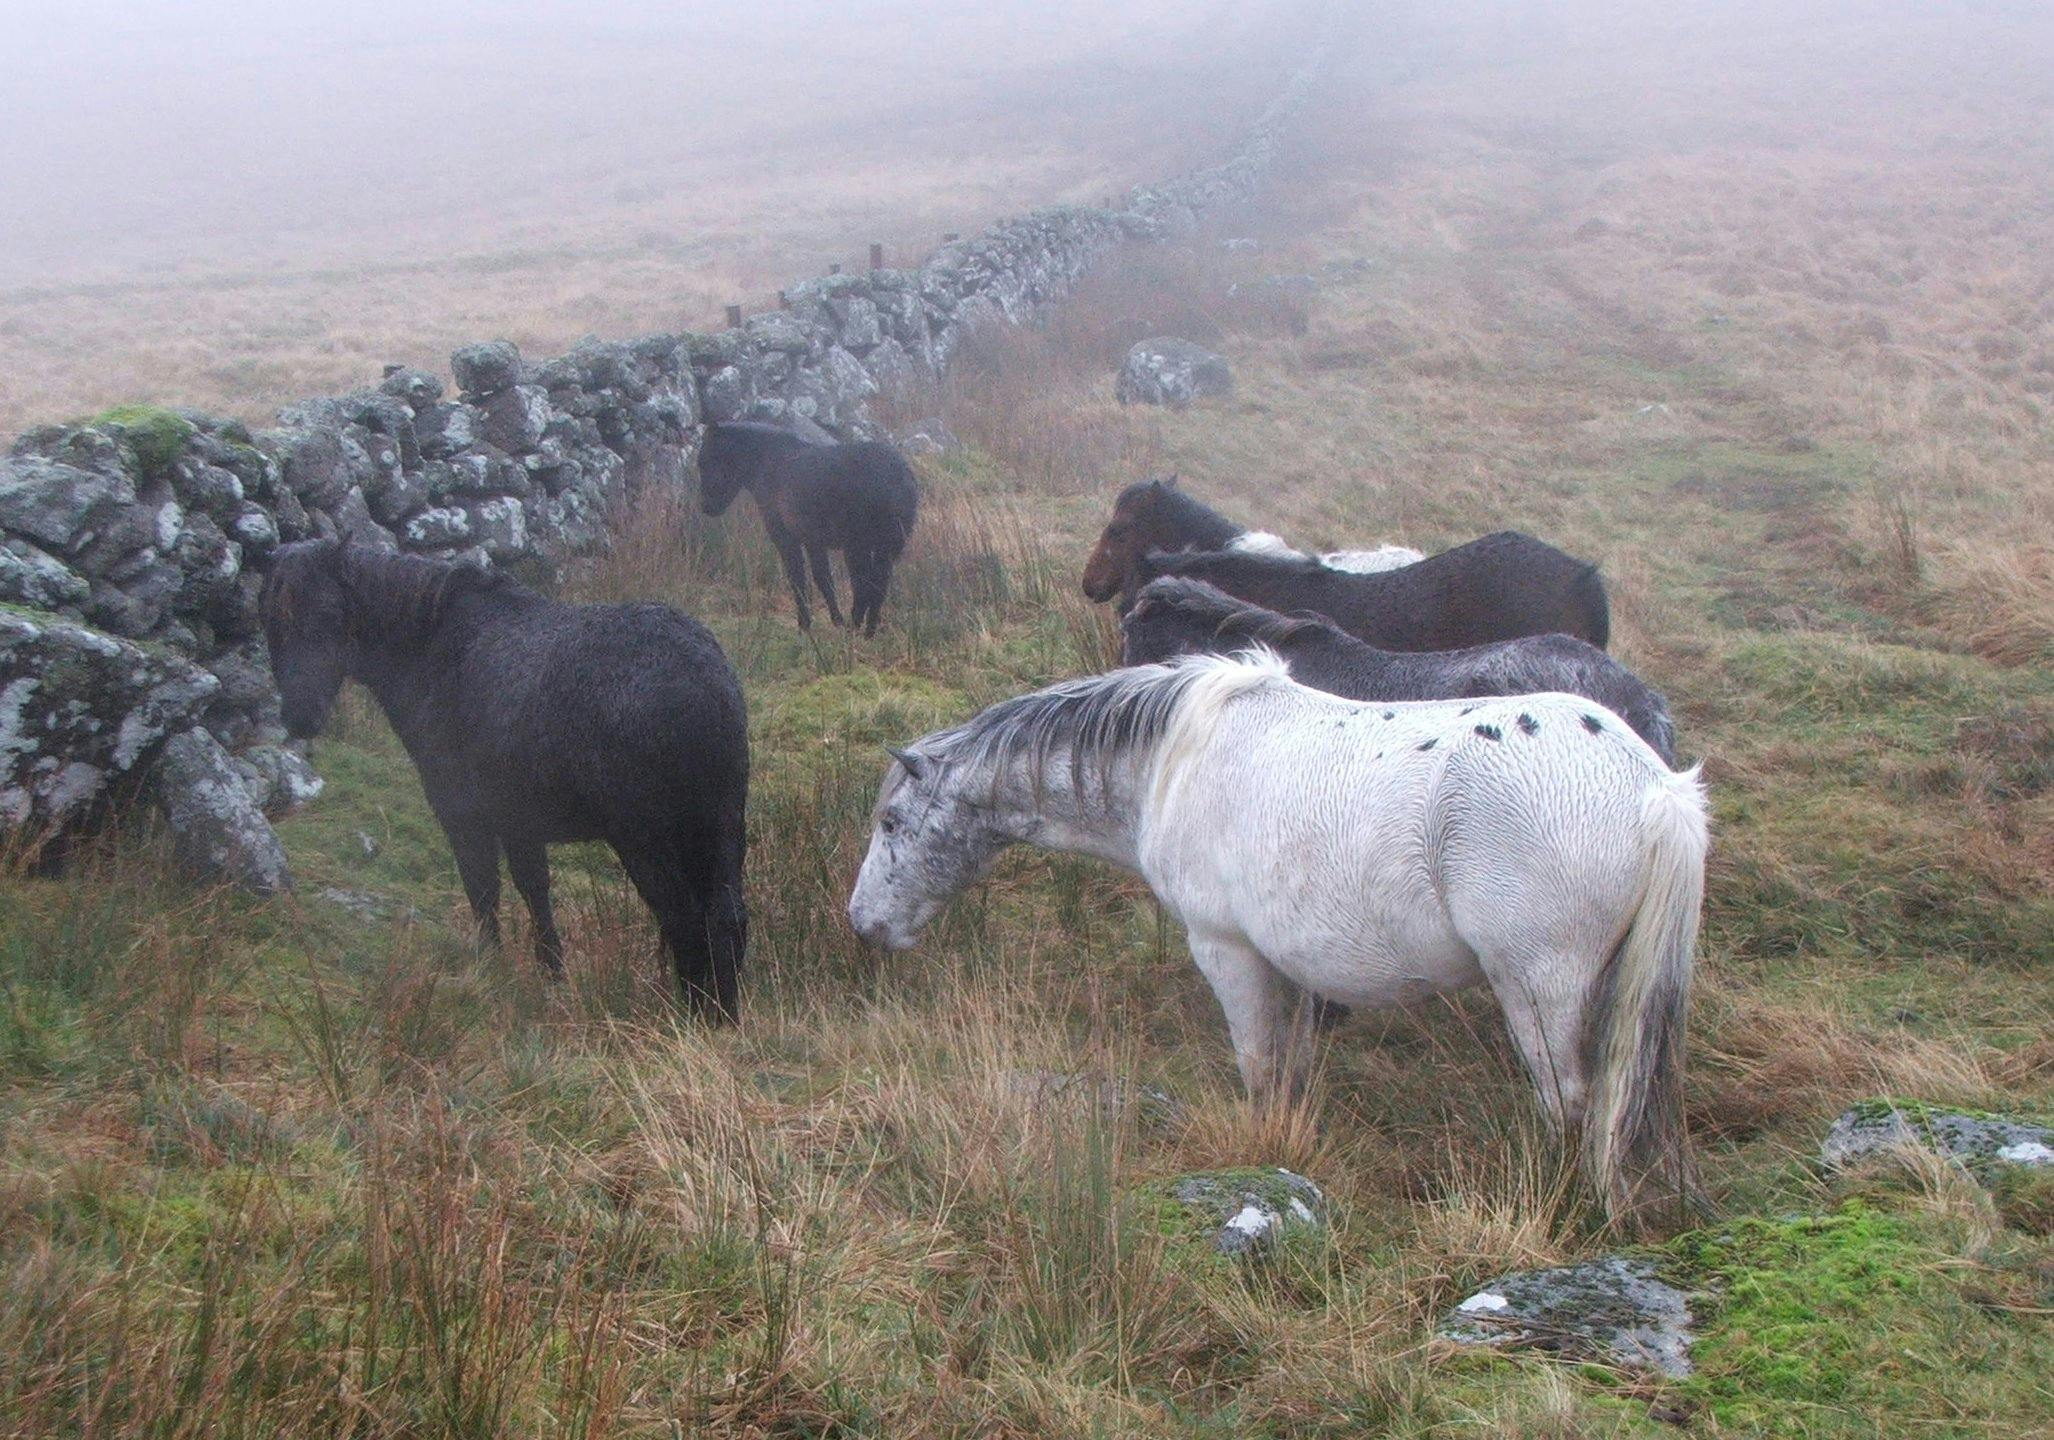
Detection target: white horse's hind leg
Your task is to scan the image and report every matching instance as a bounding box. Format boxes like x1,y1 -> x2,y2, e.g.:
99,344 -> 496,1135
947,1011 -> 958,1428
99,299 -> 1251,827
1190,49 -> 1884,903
1187,931 -> 1305,1106
1476,947 -> 1595,1135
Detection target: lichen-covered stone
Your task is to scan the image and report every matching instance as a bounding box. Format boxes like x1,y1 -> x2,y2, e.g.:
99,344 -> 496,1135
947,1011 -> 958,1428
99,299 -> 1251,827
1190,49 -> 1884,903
0,610 -> 218,833
1439,1255 -> 1695,1378
1143,1167 -> 1328,1256
1116,337 -> 1235,409
379,365 -> 445,409
0,538 -> 91,611
403,506 -> 473,548
153,726 -> 290,893
0,455 -> 138,555
451,340 -> 523,398
413,401 -> 478,460
700,365 -> 753,423
234,741 -> 325,817
477,384 -> 553,455
463,496 -> 528,558
1822,1101 -> 2054,1174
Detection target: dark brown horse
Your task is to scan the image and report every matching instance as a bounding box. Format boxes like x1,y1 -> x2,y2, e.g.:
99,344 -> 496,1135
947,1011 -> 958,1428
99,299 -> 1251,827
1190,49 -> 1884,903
698,421 -> 920,635
1081,476 -> 1422,604
1130,532 -> 1611,652
1081,477 -> 1242,601
261,541 -> 751,1020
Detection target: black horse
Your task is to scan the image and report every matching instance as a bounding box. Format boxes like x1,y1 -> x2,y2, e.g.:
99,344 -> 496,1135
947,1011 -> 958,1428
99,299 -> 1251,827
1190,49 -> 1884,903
261,541 -> 750,1020
1122,577 -> 1676,763
698,421 -> 920,635
1131,530 -> 1611,651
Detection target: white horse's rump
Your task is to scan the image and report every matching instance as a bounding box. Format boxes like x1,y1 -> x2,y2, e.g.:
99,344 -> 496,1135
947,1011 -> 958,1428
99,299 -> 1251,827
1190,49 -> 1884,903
848,652 -> 1707,1224
1227,530 -> 1424,573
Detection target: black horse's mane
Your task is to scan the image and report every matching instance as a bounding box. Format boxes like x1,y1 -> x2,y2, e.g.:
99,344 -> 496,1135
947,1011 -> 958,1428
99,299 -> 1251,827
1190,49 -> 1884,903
702,420 -> 828,463
1126,576 -> 1336,646
267,540 -> 535,645
1121,478 -> 1243,550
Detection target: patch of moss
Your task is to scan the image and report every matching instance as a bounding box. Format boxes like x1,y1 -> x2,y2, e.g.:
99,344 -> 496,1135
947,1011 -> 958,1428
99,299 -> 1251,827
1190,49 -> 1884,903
86,405 -> 196,478
1668,1203 -> 2054,1435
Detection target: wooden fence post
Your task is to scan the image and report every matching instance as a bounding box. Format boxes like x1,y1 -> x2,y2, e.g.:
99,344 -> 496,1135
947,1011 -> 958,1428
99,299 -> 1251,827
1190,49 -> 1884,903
724,304 -> 743,328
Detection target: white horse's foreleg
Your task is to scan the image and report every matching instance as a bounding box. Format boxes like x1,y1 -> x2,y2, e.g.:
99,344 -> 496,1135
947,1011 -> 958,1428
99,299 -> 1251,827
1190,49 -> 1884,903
1476,947 -> 1594,1135
1188,930 -> 1303,1106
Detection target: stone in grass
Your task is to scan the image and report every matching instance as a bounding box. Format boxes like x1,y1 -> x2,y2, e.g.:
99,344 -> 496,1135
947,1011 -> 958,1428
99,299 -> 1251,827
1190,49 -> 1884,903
317,886 -> 420,925
1145,1166 -> 1328,1256
1822,1099 -> 2054,1174
1439,1255 -> 1695,1378
1115,338 -> 1235,410
154,727 -> 291,894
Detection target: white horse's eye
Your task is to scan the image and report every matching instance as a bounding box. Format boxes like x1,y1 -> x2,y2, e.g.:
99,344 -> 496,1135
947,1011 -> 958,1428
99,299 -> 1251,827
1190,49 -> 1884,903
879,813 -> 901,836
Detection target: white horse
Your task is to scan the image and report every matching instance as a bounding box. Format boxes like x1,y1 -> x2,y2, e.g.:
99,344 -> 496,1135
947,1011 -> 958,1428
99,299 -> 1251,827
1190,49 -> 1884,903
1227,529 -> 1425,574
847,650 -> 1708,1224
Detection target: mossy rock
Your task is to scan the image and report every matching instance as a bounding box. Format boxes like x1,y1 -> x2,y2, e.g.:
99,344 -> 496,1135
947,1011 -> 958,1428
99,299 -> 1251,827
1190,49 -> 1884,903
1822,1098 -> 2054,1176
86,405 -> 197,479
1135,1166 -> 1327,1256
1440,1254 -> 1695,1377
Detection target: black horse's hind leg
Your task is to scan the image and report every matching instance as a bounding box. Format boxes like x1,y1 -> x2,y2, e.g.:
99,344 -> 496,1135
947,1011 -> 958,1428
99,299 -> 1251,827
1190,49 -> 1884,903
503,835 -> 564,976
618,840 -> 741,1024
805,543 -> 846,627
442,819 -> 504,949
768,530 -> 814,630
857,549 -> 897,636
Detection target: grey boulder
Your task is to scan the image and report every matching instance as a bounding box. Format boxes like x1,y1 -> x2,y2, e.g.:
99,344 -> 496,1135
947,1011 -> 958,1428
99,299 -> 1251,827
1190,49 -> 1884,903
0,610 -> 218,833
153,726 -> 291,893
1439,1255 -> 1696,1378
1822,1101 -> 2054,1173
1116,337 -> 1235,410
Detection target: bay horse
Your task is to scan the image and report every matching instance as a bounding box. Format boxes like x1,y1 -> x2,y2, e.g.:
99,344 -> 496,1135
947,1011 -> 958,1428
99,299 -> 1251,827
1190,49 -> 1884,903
698,421 -> 920,635
1132,532 -> 1611,651
1122,576 -> 1677,763
261,541 -> 750,1020
848,651 -> 1707,1227
1079,476 -> 1420,604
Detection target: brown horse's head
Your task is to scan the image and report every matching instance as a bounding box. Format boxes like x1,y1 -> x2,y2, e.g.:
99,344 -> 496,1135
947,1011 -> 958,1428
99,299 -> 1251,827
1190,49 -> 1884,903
1080,476 -> 1182,603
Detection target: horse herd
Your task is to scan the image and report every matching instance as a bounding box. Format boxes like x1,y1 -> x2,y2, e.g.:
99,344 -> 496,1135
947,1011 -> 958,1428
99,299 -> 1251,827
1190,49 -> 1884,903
261,429 -> 1706,1226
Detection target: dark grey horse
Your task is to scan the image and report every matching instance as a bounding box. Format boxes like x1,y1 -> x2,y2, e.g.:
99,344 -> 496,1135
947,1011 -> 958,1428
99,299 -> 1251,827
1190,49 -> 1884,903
1130,530 -> 1612,651
698,421 -> 920,635
1122,576 -> 1676,764
261,541 -> 750,1020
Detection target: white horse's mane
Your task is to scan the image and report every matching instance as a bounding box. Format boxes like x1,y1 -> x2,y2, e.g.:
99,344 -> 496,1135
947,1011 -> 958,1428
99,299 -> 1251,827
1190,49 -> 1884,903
898,649 -> 1289,804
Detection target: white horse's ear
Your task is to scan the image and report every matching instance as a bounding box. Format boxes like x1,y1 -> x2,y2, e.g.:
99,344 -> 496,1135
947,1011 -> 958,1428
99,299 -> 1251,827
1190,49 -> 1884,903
1163,473 -> 1181,489
887,746 -> 924,779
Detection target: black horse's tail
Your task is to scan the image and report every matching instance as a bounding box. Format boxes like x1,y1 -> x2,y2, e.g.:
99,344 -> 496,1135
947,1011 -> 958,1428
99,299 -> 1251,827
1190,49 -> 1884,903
1576,562 -> 1612,651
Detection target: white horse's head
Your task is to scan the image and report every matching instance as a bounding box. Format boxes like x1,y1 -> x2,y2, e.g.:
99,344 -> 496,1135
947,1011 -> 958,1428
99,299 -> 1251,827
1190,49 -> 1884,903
847,746 -> 1010,950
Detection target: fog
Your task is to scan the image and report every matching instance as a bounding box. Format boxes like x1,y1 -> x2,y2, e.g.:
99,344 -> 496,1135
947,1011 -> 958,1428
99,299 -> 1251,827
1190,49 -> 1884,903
3,0 -> 1308,285
5,0 -> 2050,433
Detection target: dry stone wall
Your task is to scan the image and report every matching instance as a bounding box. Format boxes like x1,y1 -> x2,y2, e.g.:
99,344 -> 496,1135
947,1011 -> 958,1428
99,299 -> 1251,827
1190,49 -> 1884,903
0,39 -> 1325,882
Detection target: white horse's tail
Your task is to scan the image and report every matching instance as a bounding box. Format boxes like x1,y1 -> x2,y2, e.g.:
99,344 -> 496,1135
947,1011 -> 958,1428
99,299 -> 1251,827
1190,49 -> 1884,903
1583,764 -> 1708,1228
